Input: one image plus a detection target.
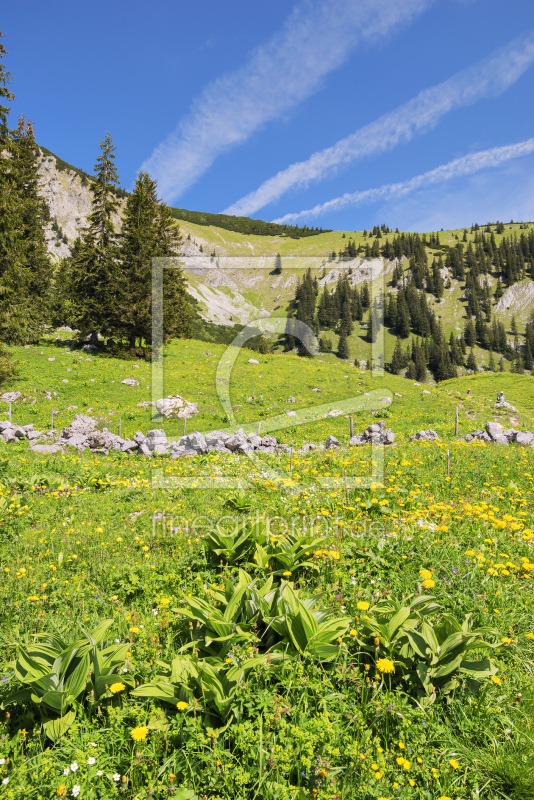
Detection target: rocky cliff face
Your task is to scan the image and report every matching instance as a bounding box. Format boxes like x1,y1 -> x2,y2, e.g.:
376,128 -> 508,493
37,151 -> 125,261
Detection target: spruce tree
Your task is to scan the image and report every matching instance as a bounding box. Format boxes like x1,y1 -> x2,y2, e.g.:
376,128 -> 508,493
488,350 -> 496,371
499,357 -> 505,372
467,348 -> 477,372
524,341 -> 533,371
415,346 -> 427,382
118,171 -> 159,346
0,37 -> 52,344
337,329 -> 349,359
390,337 -> 403,374
158,203 -> 192,343
66,132 -> 121,345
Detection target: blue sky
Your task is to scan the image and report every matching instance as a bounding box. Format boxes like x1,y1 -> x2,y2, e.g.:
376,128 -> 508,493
3,0 -> 533,232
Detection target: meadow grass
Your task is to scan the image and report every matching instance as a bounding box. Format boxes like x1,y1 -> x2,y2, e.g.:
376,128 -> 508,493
0,340 -> 533,799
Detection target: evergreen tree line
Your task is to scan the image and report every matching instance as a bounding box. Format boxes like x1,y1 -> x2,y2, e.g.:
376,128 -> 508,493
0,34 -> 52,347
54,133 -> 191,348
284,270 -> 372,357
0,32 -> 191,355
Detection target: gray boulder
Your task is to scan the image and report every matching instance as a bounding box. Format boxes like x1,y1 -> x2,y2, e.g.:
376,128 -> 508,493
326,409 -> 344,418
247,433 -> 262,449
1,428 -> 16,443
492,434 -> 509,445
121,378 -> 139,386
145,429 -> 167,450
486,421 -> 504,440
26,430 -> 43,441
205,430 -> 230,448
325,435 -> 341,449
516,431 -> 534,447
383,429 -> 395,445
225,430 -> 247,452
367,422 -> 385,433
207,445 -> 233,454
133,431 -> 145,444
65,433 -> 88,449
87,430 -> 113,449
69,414 -> 98,435
262,435 -> 277,447
1,391 -> 22,403
237,442 -> 255,454
276,443 -> 292,454
0,421 -> 13,432
299,443 -> 317,453
349,434 -> 366,446
177,431 -> 207,453
30,444 -> 62,454
495,401 -> 518,412
138,442 -> 152,456
409,429 -> 440,442
121,439 -> 137,452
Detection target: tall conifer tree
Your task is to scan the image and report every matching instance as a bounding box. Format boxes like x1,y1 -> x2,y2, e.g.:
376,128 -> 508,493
0,36 -> 51,344
67,132 -> 121,345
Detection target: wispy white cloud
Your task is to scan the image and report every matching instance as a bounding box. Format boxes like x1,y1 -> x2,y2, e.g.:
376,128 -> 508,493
273,139 -> 534,223
386,161 -> 534,232
141,0 -> 434,201
226,31 -> 534,217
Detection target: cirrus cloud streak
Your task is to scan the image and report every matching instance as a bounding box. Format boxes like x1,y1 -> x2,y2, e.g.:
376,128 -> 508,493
141,0 -> 434,201
273,139 -> 534,223
225,31 -> 534,217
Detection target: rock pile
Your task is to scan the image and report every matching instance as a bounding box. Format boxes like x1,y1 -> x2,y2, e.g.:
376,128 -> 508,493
408,429 -> 440,442
465,421 -> 534,447
349,420 -> 395,446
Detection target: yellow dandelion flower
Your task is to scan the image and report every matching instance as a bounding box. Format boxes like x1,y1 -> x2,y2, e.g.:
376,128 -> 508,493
422,578 -> 435,589
176,701 -> 188,711
130,726 -> 149,741
109,683 -> 126,694
376,658 -> 395,674
419,568 -> 433,580
349,629 -> 357,636
449,759 -> 459,769
491,675 -> 502,685
357,601 -> 370,611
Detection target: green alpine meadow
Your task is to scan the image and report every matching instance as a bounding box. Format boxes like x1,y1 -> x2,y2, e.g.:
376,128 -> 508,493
1,9 -> 534,800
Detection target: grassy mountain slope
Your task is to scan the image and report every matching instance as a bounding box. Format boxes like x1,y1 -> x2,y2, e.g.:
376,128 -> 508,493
5,336 -> 534,446
37,146 -> 534,375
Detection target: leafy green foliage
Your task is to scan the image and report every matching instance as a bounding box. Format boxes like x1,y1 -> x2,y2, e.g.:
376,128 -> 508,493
3,620 -> 132,739
354,596 -> 501,705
